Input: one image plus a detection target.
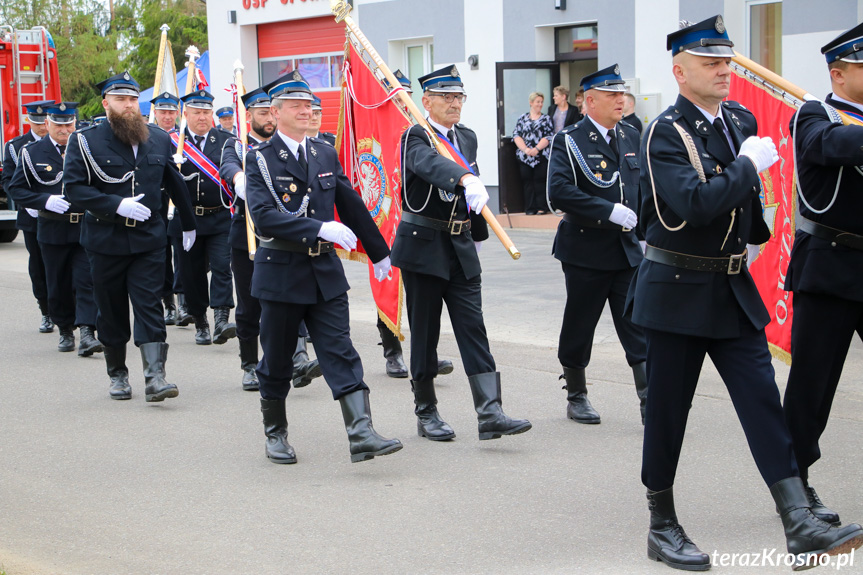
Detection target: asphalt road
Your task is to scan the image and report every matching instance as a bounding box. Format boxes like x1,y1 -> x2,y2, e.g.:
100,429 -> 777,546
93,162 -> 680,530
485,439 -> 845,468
1,229 -> 861,575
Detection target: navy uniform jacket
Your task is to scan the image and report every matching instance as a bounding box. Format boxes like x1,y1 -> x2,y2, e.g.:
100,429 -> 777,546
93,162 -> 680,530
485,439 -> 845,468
168,127 -> 233,238
3,132 -> 39,232
390,123 -> 489,281
548,115 -> 643,271
219,134 -> 264,251
244,133 -> 388,305
7,136 -> 85,245
318,132 -> 337,147
785,95 -> 863,302
627,95 -> 771,338
64,122 -> 195,255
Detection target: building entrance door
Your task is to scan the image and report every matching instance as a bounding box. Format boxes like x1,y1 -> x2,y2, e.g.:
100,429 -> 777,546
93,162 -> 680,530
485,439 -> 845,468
496,62 -> 559,214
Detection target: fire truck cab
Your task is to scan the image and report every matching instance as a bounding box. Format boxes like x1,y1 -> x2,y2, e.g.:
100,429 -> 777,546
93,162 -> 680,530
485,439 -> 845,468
0,25 -> 63,242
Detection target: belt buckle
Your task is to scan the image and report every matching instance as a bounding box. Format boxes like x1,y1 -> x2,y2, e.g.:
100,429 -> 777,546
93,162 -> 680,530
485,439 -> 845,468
125,217 -> 136,228
727,253 -> 744,275
70,213 -> 80,224
195,206 -> 205,216
449,220 -> 464,235
308,241 -> 331,256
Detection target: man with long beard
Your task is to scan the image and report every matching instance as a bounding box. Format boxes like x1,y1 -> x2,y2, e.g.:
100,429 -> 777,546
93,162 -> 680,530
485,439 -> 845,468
64,72 -> 197,402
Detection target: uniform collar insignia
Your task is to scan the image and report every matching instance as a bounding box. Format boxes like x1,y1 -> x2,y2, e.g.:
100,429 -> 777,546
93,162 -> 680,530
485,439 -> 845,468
665,115 -> 673,120
618,129 -> 625,139
309,145 -> 317,157
278,148 -> 289,161
209,135 -> 216,143
589,131 -> 598,142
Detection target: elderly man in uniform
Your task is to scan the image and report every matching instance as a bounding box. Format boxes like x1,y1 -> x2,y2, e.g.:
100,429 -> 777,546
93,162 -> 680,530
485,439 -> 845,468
219,87 -> 323,392
628,17 -> 863,570
149,91 -> 185,327
244,71 -> 401,464
216,106 -> 236,135
783,22 -> 863,530
547,64 -> 648,425
7,102 -> 102,356
390,66 -> 531,442
170,90 -> 236,346
2,100 -> 54,333
64,72 -> 197,401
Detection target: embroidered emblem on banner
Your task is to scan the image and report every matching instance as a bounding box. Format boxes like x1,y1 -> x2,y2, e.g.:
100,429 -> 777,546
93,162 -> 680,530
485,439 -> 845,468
357,137 -> 393,226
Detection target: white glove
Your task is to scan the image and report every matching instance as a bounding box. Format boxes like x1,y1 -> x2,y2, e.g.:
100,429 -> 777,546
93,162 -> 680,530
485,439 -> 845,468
172,153 -> 187,165
318,220 -> 357,251
45,195 -> 70,214
609,203 -> 638,229
167,205 -> 175,221
639,240 -> 646,254
462,175 -> 489,214
25,208 -> 39,218
373,256 -> 391,282
233,173 -> 246,201
116,193 -> 151,222
475,241 -> 483,253
738,136 -> 779,173
183,230 -> 196,252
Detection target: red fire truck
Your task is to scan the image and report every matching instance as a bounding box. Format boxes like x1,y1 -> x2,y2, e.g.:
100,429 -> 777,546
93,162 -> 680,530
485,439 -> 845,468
0,25 -> 63,242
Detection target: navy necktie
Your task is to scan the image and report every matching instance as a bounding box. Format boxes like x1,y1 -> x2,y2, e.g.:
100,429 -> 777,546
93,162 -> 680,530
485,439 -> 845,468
297,144 -> 308,173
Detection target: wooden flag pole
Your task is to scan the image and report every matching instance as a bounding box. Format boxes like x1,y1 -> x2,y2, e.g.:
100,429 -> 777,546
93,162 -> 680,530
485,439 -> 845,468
330,0 -> 520,260
233,60 -> 258,260
173,45 -> 201,170
149,24 -> 170,124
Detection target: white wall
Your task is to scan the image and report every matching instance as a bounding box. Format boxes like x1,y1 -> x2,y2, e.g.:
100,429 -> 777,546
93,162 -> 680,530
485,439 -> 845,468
783,30 -> 844,99
634,0 -> 679,114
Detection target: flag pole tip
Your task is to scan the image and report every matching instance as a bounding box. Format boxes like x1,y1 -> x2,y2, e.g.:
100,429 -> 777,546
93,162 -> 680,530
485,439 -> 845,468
160,23 -> 170,33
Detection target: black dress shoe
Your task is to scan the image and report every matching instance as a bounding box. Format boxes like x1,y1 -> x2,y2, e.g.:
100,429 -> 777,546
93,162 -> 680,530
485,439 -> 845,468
175,294 -> 193,327
77,325 -> 104,357
436,359 -> 454,375
58,326 -> 75,352
646,487 -> 710,571
163,295 -> 177,326
561,367 -> 601,424
212,306 -> 237,345
195,316 -> 212,345
38,300 -> 54,333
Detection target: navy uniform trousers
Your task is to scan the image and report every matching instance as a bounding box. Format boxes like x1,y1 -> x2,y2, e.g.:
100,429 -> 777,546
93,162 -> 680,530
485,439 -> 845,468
22,229 -> 49,304
41,240 -> 97,328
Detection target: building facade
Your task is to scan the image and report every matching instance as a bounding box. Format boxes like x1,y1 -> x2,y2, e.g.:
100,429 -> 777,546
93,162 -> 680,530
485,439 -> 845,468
206,0 -> 863,212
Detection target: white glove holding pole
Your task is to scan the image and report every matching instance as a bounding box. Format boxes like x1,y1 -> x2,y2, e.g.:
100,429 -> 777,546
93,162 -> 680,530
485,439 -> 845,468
738,136 -> 779,173
318,221 -> 357,251
373,256 -> 391,282
182,230 -> 196,252
25,208 -> 39,218
45,195 -> 70,214
609,203 -> 638,229
462,175 -> 489,214
233,173 -> 246,200
116,193 -> 151,222
172,153 -> 187,165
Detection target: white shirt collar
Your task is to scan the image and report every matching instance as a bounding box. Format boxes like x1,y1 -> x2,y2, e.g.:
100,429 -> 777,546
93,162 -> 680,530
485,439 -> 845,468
31,132 -> 43,141
586,114 -> 616,143
277,129 -> 306,159
829,93 -> 863,114
694,103 -> 724,126
48,135 -> 62,149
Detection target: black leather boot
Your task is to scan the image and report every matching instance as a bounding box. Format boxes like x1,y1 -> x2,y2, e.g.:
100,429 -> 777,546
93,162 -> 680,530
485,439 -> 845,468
437,359 -> 454,375
468,372 -> 532,440
561,366 -> 600,424
58,325 -> 75,352
292,336 -> 322,388
260,398 -> 297,464
646,487 -> 710,571
212,306 -> 237,345
105,345 -> 131,400
140,342 -> 178,402
163,294 -> 177,326
77,325 -> 103,357
412,380 -> 455,440
175,294 -> 193,327
378,322 -> 408,378
38,299 -> 54,333
239,338 -> 260,391
194,315 -> 211,345
633,361 -> 648,426
770,477 -> 863,569
339,389 -> 403,462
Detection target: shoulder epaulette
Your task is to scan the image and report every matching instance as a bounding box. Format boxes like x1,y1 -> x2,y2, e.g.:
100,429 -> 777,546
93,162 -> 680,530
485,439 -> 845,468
256,139 -> 273,150
655,106 -> 682,124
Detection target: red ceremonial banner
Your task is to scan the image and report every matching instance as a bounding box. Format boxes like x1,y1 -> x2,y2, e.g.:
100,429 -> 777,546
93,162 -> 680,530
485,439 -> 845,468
729,71 -> 797,363
336,42 -> 411,339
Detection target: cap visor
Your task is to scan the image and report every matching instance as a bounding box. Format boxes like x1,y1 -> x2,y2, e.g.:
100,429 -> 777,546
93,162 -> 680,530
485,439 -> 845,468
686,45 -> 735,57
274,93 -> 314,100
426,86 -> 466,94
185,103 -> 213,109
105,89 -> 140,97
839,51 -> 863,63
591,85 -> 627,93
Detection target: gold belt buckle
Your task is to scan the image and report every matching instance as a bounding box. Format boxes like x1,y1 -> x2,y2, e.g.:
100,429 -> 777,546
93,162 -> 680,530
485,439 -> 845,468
125,217 -> 136,227
727,253 -> 744,275
69,213 -> 80,224
195,206 -> 205,216
449,220 -> 464,235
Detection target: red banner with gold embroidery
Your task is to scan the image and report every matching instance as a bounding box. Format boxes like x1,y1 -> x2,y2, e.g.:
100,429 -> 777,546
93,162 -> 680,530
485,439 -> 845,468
729,71 -> 796,363
336,42 -> 411,339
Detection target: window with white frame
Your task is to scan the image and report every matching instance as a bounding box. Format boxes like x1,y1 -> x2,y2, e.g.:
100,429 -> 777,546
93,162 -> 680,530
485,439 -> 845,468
259,52 -> 345,91
747,0 -> 782,74
405,39 -> 434,110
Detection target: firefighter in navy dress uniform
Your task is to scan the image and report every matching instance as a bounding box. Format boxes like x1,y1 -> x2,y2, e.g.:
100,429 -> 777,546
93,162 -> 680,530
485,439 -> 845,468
244,71 -> 401,464
3,100 -> 54,333
547,64 -> 648,425
150,91 -> 183,326
219,87 -> 323,392
7,102 -> 101,356
64,72 -> 197,402
168,90 -> 236,346
783,22 -> 863,530
390,66 -> 531,443
216,106 -> 237,135
626,17 -> 863,570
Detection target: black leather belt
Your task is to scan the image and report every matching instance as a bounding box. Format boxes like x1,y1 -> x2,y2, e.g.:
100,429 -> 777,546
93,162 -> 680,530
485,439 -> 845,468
194,205 -> 223,216
259,238 -> 334,256
644,245 -> 747,275
86,210 -> 140,228
562,212 -> 632,231
402,212 -> 470,235
798,216 -> 863,251
39,211 -> 84,224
